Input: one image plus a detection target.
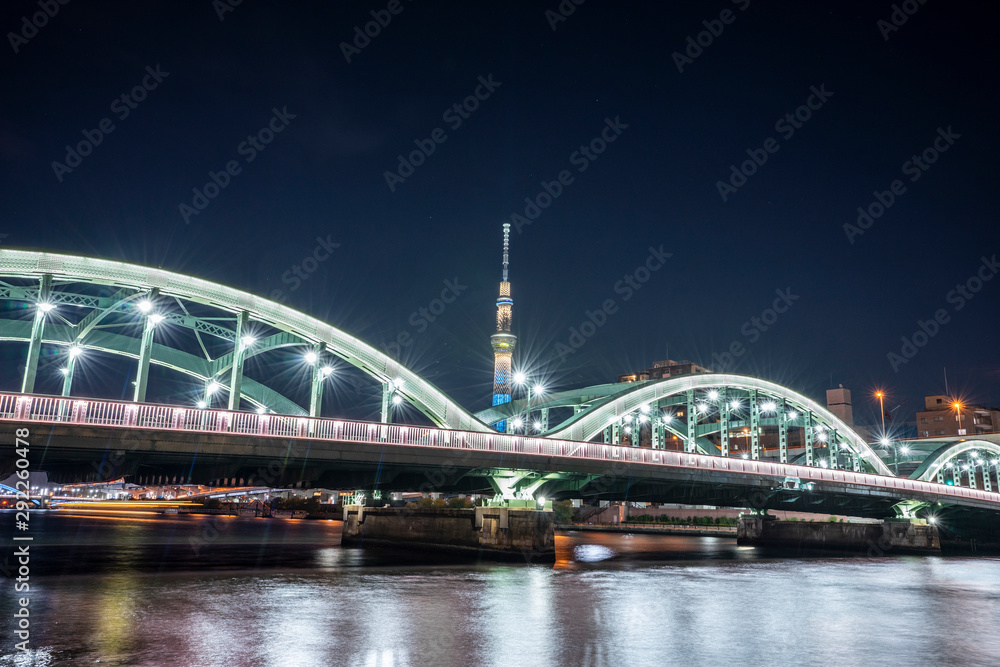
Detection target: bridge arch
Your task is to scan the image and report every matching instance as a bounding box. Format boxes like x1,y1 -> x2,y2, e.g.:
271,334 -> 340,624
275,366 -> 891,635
911,440 -> 1000,487
522,374 -> 894,475
0,248 -> 488,431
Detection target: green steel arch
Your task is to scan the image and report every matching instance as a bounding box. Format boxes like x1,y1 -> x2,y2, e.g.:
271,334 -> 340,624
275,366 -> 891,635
0,248 -> 488,431
911,440 -> 1000,483
527,374 -> 893,476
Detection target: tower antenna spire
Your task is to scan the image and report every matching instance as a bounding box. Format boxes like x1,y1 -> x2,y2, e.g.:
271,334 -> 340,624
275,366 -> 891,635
502,222 -> 510,282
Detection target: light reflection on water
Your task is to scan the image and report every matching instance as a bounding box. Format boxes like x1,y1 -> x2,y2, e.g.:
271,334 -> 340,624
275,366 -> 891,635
2,514 -> 1000,666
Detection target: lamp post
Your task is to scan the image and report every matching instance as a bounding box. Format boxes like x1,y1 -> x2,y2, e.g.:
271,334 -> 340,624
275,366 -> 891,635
953,401 -> 964,435
875,391 -> 886,439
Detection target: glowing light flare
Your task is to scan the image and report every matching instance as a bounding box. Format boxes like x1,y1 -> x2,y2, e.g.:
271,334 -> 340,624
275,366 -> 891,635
761,401 -> 777,413
707,390 -> 719,401
304,351 -> 318,365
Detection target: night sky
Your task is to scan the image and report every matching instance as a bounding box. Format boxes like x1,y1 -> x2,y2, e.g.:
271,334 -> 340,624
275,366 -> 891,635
2,1 -> 998,427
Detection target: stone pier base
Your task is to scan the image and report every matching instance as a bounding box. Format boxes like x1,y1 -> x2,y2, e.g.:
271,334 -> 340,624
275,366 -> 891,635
342,505 -> 555,562
737,516 -> 941,555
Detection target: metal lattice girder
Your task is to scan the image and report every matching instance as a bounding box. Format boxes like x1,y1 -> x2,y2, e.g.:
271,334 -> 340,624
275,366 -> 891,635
829,429 -> 840,470
228,311 -> 250,411
805,412 -> 815,466
720,388 -> 730,457
749,389 -> 760,460
0,248 -> 488,431
911,440 -> 1000,483
685,390 -> 696,453
162,312 -> 236,341
0,319 -> 304,416
778,398 -> 788,463
21,274 -> 52,394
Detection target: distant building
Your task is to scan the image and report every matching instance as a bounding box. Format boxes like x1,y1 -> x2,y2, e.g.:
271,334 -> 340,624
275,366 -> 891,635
916,395 -> 1000,438
826,386 -> 854,427
617,359 -> 712,383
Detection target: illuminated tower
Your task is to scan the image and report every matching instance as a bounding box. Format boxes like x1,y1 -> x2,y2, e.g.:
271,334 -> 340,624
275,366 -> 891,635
490,223 -> 516,431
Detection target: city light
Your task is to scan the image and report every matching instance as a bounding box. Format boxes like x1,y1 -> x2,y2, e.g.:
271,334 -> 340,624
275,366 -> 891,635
533,421 -> 542,431
707,390 -> 719,401
196,400 -> 207,409
533,384 -> 544,395
241,335 -> 256,347
729,400 -> 740,410
69,345 -> 83,358
513,371 -> 526,384
880,438 -> 890,446
696,403 -> 707,413
787,411 -> 798,420
761,401 -> 777,413
59,368 -> 69,375
149,313 -> 164,325
900,446 -> 910,455
640,404 -> 649,414
256,406 -> 267,415
512,417 -> 523,429
320,366 -> 333,377
206,381 -> 222,395
304,351 -> 318,364
392,394 -> 403,405
38,302 -> 55,312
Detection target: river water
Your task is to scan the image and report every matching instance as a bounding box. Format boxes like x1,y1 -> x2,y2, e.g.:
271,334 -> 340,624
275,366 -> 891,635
2,512 -> 1000,666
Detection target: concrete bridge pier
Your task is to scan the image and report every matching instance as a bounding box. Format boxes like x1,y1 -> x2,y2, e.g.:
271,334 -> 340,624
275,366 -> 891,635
737,516 -> 941,555
341,505 -> 555,562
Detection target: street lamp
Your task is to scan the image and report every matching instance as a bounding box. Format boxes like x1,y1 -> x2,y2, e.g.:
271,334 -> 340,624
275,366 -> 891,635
953,401 -> 964,435
875,391 -> 886,439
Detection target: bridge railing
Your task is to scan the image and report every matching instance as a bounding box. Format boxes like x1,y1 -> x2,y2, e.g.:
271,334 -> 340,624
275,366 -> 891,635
3,392 -> 999,507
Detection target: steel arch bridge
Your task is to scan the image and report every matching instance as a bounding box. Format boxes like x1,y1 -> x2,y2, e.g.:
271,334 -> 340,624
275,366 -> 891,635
477,375 -> 895,476
0,248 -> 487,431
911,440 -> 1000,491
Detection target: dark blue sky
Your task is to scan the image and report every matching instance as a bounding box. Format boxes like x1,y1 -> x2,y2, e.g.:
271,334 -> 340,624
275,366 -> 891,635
2,1 -> 998,426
